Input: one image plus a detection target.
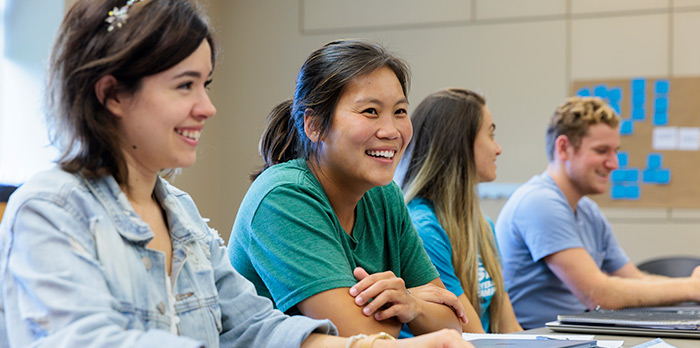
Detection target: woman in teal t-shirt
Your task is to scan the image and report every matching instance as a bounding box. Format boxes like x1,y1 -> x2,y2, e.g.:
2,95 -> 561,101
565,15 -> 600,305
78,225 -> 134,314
398,88 -> 523,333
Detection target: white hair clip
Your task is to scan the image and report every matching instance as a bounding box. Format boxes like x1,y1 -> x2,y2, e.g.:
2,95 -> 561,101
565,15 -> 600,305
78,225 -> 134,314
105,0 -> 143,32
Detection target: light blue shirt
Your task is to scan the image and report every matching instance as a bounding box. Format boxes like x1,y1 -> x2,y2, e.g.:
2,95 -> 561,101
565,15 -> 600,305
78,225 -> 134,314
495,171 -> 629,329
0,167 -> 335,348
407,197 -> 497,332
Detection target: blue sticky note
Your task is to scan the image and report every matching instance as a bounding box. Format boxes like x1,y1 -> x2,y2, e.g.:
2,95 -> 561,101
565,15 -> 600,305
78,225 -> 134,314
612,169 -> 638,182
607,88 -> 621,101
655,79 -> 669,94
611,184 -> 640,200
576,88 -> 591,97
611,185 -> 626,199
647,153 -> 662,169
653,112 -> 668,126
594,85 -> 607,98
655,97 -> 668,111
610,101 -> 621,114
632,93 -> 646,108
632,107 -> 645,120
632,79 -> 646,92
626,185 -> 641,199
620,120 -> 634,135
655,169 -> 671,184
617,152 -> 629,167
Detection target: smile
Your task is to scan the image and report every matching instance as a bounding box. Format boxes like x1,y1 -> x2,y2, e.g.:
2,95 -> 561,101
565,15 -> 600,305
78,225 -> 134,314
366,150 -> 395,159
176,128 -> 201,141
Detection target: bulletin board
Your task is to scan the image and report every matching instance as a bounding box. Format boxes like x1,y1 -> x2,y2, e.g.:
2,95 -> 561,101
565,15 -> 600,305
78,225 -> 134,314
572,77 -> 700,209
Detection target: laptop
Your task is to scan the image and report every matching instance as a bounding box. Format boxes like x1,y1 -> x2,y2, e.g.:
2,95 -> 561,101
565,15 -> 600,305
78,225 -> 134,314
469,338 -> 596,348
547,307 -> 700,339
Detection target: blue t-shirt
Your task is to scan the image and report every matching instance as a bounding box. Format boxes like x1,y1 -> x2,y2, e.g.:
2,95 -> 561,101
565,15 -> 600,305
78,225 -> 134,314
407,197 -> 497,332
495,171 -> 629,329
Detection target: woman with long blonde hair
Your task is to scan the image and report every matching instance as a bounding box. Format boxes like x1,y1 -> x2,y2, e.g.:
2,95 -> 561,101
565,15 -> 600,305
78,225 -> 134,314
398,88 -> 522,333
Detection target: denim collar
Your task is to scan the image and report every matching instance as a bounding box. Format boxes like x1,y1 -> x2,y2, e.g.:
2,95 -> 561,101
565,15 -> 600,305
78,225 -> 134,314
82,174 -> 199,245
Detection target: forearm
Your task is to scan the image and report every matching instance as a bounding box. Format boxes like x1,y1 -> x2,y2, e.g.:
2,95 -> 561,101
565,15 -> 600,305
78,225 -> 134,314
407,300 -> 462,335
586,276 -> 700,309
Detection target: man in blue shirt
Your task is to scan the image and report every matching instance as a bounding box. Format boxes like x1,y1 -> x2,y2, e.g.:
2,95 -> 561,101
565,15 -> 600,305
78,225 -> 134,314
496,97 -> 700,329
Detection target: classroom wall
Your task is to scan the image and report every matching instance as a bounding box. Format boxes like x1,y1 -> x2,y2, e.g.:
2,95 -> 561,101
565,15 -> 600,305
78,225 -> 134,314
171,0 -> 700,263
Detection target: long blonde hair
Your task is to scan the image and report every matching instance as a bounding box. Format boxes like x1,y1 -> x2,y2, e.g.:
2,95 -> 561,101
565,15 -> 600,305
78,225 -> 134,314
399,88 -> 506,332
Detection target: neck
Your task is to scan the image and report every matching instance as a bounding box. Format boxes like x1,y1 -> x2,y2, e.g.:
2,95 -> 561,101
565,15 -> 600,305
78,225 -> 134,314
121,161 -> 160,207
546,162 -> 582,213
307,159 -> 364,235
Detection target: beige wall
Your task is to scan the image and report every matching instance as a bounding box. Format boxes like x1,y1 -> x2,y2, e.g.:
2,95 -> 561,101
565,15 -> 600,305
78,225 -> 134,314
172,0 -> 700,263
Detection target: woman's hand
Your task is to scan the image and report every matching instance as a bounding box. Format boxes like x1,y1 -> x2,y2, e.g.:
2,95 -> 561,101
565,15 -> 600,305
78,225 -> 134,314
350,267 -> 420,323
408,283 -> 467,324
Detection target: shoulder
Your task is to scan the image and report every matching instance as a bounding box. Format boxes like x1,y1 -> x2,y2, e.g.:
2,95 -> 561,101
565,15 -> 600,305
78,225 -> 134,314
504,174 -> 567,216
6,168 -> 92,218
407,198 -> 438,226
249,159 -> 323,199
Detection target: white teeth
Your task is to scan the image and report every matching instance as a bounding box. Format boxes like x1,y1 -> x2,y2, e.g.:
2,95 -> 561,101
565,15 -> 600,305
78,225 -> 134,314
366,150 -> 395,159
177,129 -> 201,141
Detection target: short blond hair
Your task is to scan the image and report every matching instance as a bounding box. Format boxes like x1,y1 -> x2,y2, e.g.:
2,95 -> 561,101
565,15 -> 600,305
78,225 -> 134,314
545,96 -> 619,161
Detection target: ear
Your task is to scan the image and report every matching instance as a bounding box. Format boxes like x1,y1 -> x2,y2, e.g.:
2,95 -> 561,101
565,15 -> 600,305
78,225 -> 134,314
303,108 -> 321,143
94,75 -> 126,118
554,134 -> 573,161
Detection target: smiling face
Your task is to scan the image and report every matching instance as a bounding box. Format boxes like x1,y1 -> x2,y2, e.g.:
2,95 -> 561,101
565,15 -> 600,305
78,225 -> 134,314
113,40 -> 215,175
313,66 -> 412,194
565,123 -> 620,196
473,106 -> 502,183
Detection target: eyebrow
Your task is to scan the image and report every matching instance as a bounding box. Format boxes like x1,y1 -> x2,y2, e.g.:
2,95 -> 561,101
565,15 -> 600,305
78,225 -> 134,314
354,97 -> 409,106
173,70 -> 213,79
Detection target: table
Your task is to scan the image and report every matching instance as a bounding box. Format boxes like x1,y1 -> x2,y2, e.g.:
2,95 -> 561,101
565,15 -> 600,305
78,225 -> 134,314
524,327 -> 698,348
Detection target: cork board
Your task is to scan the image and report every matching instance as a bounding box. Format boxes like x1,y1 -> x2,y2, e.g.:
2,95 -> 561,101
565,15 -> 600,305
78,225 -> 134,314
572,77 -> 700,209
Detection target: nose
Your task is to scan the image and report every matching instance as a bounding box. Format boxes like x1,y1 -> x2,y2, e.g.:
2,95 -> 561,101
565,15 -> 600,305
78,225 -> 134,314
376,113 -> 401,140
606,152 -> 619,170
495,140 -> 503,156
194,90 -> 216,120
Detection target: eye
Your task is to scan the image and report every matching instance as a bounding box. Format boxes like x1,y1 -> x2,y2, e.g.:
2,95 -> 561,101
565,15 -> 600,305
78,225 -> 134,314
362,108 -> 378,116
204,79 -> 213,90
178,81 -> 194,90
395,108 -> 408,118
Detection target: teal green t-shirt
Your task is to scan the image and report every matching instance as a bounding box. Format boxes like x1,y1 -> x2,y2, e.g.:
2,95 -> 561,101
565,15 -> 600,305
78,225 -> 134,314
228,158 -> 439,315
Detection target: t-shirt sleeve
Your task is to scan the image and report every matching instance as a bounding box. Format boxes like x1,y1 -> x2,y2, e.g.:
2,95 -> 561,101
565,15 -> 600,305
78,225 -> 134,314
246,184 -> 356,313
514,190 -> 584,262
412,207 -> 464,297
391,188 -> 440,288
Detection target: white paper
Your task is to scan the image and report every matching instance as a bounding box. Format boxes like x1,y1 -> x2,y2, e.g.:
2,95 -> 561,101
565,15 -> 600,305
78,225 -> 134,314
631,337 -> 679,348
652,127 -> 678,150
678,127 -> 700,151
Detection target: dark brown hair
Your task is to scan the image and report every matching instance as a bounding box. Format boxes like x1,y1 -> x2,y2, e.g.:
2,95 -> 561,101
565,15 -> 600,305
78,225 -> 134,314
252,39 -> 410,180
46,0 -> 216,185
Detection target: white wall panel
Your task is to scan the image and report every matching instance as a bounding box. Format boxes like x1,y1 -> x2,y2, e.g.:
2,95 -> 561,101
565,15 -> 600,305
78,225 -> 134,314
571,14 -> 668,79
672,12 -> 700,76
673,0 -> 700,8
572,0 -> 669,15
302,0 -> 471,32
476,0 -> 565,20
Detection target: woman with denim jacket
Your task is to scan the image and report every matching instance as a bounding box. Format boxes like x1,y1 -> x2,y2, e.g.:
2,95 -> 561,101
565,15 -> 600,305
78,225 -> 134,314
0,1 -> 471,347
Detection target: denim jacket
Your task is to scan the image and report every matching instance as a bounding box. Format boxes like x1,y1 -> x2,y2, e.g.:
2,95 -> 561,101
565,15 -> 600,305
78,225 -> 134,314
0,168 -> 335,347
